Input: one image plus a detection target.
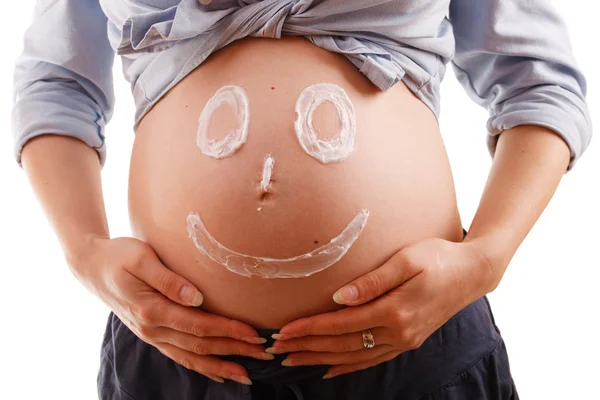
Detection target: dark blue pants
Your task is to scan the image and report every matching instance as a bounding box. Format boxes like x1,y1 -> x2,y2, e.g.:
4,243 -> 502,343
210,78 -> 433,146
98,295 -> 518,400
98,229 -> 519,399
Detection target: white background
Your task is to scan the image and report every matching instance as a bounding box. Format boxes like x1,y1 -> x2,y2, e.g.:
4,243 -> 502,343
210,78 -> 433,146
1,1 -> 598,399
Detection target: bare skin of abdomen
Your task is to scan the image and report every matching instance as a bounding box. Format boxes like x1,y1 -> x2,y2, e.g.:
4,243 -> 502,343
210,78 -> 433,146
129,36 -> 463,329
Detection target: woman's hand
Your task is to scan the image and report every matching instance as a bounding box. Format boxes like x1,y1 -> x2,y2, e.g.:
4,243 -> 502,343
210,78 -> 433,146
267,237 -> 498,379
69,235 -> 272,385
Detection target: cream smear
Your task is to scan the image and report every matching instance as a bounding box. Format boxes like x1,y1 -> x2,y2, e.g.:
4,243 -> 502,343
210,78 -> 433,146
197,85 -> 250,159
294,83 -> 356,164
260,154 -> 275,192
186,209 -> 370,278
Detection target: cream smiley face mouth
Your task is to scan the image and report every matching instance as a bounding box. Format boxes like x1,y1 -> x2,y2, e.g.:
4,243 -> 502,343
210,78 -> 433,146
188,83 -> 369,279
186,209 -> 369,278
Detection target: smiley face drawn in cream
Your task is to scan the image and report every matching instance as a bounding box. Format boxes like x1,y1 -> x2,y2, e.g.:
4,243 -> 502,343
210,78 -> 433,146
190,83 -> 368,279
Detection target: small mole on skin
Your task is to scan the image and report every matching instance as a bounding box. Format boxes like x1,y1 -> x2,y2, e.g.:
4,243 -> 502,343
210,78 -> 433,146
314,240 -> 319,244
271,86 -> 275,90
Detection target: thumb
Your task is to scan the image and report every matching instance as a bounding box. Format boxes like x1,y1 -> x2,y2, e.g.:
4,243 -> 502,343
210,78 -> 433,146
332,251 -> 420,305
132,253 -> 204,307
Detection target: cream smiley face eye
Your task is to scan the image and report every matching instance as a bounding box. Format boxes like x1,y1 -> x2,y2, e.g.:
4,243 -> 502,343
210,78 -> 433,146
294,83 -> 357,164
196,85 -> 250,159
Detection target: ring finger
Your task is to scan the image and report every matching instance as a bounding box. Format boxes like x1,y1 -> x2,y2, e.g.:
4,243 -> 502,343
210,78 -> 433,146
282,343 -> 394,366
268,327 -> 388,354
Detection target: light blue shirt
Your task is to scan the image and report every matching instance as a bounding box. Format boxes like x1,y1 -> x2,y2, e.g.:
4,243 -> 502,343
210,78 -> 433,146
11,0 -> 592,171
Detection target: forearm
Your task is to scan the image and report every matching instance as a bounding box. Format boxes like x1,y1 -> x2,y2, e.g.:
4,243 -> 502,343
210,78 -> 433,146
463,124 -> 571,293
20,134 -> 109,269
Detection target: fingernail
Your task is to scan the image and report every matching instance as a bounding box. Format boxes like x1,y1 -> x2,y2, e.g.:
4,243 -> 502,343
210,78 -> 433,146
265,346 -> 285,354
322,373 -> 336,379
242,336 -> 267,344
208,376 -> 225,383
271,333 -> 292,340
281,358 -> 294,367
230,375 -> 252,385
253,352 -> 275,360
181,286 -> 203,306
333,285 -> 358,304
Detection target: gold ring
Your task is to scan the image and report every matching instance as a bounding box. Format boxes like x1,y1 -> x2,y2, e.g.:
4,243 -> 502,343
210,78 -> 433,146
361,329 -> 375,349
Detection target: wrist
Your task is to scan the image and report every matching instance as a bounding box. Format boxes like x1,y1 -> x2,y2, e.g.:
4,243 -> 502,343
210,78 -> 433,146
64,232 -> 109,278
462,233 -> 513,295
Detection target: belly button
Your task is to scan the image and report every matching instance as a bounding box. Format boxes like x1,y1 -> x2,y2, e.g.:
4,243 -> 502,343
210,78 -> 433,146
256,189 -> 275,212
259,191 -> 274,201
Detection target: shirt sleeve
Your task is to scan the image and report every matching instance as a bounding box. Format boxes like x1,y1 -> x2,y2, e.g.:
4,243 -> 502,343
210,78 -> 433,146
448,0 -> 592,172
11,0 -> 115,168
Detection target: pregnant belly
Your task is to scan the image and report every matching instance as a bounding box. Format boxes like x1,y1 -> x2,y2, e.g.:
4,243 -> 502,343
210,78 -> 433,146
129,36 -> 463,329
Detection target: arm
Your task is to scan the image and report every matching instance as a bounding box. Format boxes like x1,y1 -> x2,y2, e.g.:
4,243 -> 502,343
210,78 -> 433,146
464,124 -> 571,293
13,2 -> 271,384
448,0 -> 593,290
21,135 -> 109,281
12,0 -> 115,275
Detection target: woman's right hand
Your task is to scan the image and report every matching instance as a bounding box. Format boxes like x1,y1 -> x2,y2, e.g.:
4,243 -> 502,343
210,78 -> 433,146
69,235 -> 272,385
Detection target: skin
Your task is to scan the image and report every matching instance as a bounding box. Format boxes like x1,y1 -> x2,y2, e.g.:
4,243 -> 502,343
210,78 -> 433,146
21,122 -> 569,386
268,124 -> 571,379
20,29 -> 570,384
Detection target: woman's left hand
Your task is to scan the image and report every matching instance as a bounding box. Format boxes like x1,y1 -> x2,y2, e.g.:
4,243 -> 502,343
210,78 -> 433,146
267,237 -> 499,379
